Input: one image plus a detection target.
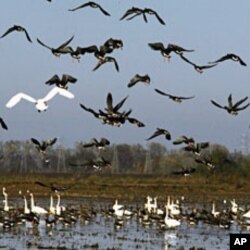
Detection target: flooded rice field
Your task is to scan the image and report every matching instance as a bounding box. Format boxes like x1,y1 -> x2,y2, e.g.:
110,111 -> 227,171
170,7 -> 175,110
0,197 -> 249,250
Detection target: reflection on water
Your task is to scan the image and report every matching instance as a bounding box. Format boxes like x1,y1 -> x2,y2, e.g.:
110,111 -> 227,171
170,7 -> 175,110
0,198 -> 247,249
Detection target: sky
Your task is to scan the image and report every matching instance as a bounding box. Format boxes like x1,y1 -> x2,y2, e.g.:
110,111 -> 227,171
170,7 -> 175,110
0,0 -> 249,152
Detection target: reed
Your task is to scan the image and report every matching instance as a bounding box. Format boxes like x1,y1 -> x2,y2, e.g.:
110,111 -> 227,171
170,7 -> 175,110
0,173 -> 249,202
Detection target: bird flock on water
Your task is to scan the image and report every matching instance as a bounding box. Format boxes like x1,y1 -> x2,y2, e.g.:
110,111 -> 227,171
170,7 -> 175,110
2,186 -> 250,232
0,1 -> 249,173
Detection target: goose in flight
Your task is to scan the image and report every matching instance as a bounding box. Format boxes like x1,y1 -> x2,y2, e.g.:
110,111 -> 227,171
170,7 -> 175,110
89,157 -> 112,171
6,87 -> 74,112
128,74 -> 150,88
68,1 -> 111,16
172,167 -> 196,176
211,94 -> 249,115
82,137 -> 110,149
195,156 -> 215,169
0,25 -> 32,43
72,44 -> 112,60
72,38 -> 123,60
45,74 -> 77,89
93,56 -> 119,72
120,7 -> 144,21
71,157 -> 111,171
143,8 -> 166,25
184,141 -> 209,156
146,128 -> 171,141
80,103 -> 106,120
34,181 -> 76,192
105,92 -> 128,117
120,7 -> 165,25
0,118 -> 8,130
173,135 -> 195,145
180,55 -> 217,73
155,89 -> 195,103
37,35 -> 74,57
148,42 -> 173,60
103,38 -> 123,50
127,117 -> 145,127
149,42 -> 194,61
31,137 -> 57,154
209,53 -> 247,66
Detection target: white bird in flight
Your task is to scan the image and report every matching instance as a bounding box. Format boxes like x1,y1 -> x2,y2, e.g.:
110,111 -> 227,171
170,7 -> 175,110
6,87 -> 74,112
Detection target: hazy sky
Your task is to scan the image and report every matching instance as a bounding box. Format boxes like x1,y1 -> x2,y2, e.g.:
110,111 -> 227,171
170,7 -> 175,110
0,1 -> 249,152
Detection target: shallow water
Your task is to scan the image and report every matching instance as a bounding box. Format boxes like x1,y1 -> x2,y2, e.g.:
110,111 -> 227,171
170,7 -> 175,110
0,198 -> 248,250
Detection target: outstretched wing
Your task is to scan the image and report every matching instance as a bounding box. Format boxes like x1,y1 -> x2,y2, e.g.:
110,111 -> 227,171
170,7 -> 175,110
148,42 -> 165,51
208,54 -> 231,64
37,38 -> 52,50
34,181 -> 50,188
233,96 -> 248,109
200,64 -> 218,70
146,130 -> 163,141
111,57 -> 120,72
80,104 -> 96,114
0,26 -> 17,38
179,95 -> 195,100
168,43 -> 194,53
180,55 -> 196,66
210,100 -> 224,109
42,87 -> 74,102
126,13 -> 143,21
23,29 -> 32,43
47,137 -> 57,146
120,7 -> 142,20
80,103 -> 91,112
82,139 -> 97,148
148,9 -> 166,25
31,138 -> 41,147
228,94 -> 233,108
154,88 -> 171,97
62,74 -> 77,84
106,92 -> 113,111
100,137 -> 110,146
57,35 -> 74,50
173,136 -> 189,145
235,103 -> 250,111
68,2 -> 90,11
97,4 -> 111,16
54,87 -> 75,99
45,75 -> 60,85
0,118 -> 8,130
6,93 -> 36,108
142,12 -> 148,23
114,95 -> 128,112
127,117 -> 145,127
238,57 -> 247,66
92,60 -> 104,71
128,75 -> 140,88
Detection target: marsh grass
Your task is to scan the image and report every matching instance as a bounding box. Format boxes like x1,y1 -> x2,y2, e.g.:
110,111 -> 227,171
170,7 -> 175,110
0,173 -> 249,202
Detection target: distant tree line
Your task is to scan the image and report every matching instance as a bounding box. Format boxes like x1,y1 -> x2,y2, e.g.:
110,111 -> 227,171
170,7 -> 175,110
0,140 -> 249,178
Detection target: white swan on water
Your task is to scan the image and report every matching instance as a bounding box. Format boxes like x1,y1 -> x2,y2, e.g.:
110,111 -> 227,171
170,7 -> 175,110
164,206 -> 180,228
30,193 -> 48,214
144,196 -> 153,213
2,187 -> 9,212
49,194 -> 56,214
113,200 -> 123,211
6,86 -> 74,112
152,197 -> 164,215
211,201 -> 220,218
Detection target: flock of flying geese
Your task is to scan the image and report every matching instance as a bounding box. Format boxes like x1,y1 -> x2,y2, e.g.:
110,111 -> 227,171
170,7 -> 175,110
0,1 -> 249,174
